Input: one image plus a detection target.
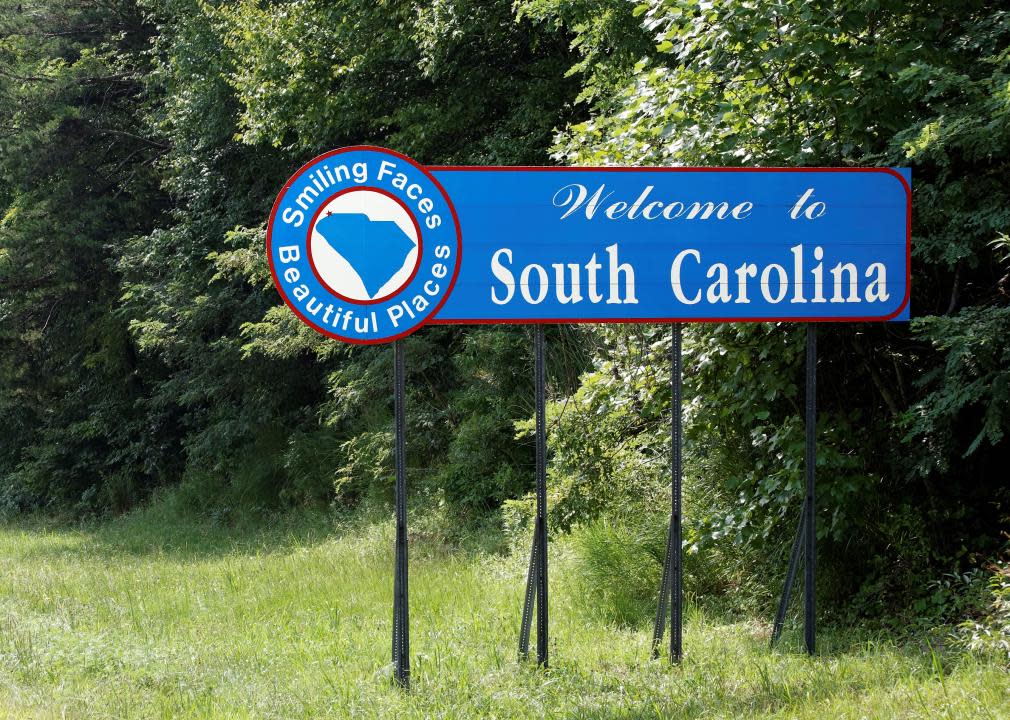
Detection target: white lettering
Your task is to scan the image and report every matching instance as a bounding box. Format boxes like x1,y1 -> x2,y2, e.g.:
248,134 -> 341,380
491,249 -> 514,305
735,263 -> 758,303
606,244 -> 637,304
760,264 -> 788,304
707,264 -> 731,303
865,263 -> 889,302
279,245 -> 300,263
671,250 -> 701,304
830,262 -> 860,303
553,263 -> 583,304
281,207 -> 304,228
378,161 -> 396,182
520,264 -> 549,304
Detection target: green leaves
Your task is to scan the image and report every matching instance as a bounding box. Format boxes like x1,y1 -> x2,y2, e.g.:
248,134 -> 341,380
532,0 -> 1010,598
906,307 -> 1010,468
91,0 -> 589,517
2,0 -> 1009,623
0,0 -> 173,512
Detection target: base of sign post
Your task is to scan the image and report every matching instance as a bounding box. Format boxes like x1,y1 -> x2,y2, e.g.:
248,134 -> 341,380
519,326 -> 549,667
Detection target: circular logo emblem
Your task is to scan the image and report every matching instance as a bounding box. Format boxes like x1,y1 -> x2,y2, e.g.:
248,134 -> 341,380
267,147 -> 461,344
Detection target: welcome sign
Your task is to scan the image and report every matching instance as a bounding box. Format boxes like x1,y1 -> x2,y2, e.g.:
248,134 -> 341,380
267,146 -> 910,343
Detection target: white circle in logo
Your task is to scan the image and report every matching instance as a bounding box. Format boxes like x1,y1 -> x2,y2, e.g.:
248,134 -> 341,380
309,188 -> 421,303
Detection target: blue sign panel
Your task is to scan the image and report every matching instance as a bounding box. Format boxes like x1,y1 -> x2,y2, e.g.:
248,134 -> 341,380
430,167 -> 909,325
268,147 -> 910,343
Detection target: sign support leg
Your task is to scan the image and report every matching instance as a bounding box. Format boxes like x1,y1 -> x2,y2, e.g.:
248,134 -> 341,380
670,324 -> 683,663
392,339 -> 410,688
518,528 -> 538,660
652,324 -> 683,662
770,504 -> 805,648
804,324 -> 816,656
519,326 -> 549,667
651,521 -> 674,658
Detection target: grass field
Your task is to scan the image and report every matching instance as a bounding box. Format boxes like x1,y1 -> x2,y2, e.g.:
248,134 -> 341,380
0,506 -> 1006,719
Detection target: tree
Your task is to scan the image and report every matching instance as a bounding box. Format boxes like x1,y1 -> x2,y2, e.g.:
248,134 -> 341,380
113,0 -> 585,514
526,0 -> 1010,606
0,0 -> 169,511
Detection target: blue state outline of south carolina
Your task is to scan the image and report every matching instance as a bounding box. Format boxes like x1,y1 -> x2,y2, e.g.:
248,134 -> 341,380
314,213 -> 416,298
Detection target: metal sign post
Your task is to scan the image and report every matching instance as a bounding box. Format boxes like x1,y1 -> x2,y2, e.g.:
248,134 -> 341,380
804,324 -> 816,655
391,339 -> 410,687
519,325 -> 549,667
653,323 -> 683,662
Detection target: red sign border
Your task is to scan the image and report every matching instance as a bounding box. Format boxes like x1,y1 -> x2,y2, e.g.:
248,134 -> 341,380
304,185 -> 425,306
425,165 -> 911,326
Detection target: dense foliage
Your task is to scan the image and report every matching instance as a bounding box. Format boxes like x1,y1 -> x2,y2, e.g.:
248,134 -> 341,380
518,0 -> 1010,617
1,0 -> 1008,618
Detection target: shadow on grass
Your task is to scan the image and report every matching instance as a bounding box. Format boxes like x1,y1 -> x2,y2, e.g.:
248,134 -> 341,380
1,504 -> 359,563
1,492 -> 510,565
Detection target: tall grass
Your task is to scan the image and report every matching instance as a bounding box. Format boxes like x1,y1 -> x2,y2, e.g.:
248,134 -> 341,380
0,501 -> 1005,719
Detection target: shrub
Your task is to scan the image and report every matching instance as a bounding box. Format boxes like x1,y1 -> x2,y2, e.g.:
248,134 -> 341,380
955,563 -> 1010,665
572,516 -> 668,627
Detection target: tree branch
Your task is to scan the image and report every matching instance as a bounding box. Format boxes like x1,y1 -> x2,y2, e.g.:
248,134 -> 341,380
94,127 -> 169,150
0,65 -> 55,83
